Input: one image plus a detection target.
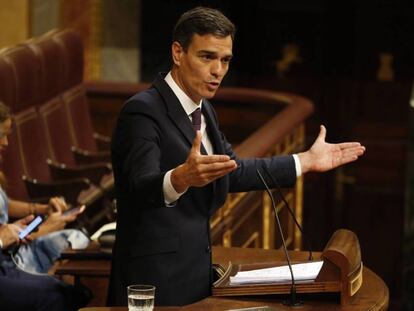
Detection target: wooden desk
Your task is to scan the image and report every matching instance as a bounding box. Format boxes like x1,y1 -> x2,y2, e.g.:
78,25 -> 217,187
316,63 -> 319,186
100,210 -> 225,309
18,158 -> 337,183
61,246 -> 388,311
56,243 -> 111,305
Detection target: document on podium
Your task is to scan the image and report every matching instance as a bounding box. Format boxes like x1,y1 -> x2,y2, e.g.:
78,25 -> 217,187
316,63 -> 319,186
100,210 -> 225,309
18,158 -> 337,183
229,261 -> 324,285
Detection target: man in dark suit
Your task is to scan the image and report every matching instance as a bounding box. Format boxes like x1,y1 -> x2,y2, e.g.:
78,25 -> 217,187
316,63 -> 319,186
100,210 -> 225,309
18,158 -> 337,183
108,7 -> 365,306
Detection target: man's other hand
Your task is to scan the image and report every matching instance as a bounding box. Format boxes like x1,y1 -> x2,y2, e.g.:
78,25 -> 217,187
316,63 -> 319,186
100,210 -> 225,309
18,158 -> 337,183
171,131 -> 237,193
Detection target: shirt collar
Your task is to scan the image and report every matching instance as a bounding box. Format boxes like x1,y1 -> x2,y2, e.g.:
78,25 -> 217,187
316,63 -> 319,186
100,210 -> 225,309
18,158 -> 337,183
164,71 -> 202,116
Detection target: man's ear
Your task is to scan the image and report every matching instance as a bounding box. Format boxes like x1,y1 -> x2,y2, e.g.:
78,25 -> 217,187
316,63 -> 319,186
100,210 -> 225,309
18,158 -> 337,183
172,41 -> 183,66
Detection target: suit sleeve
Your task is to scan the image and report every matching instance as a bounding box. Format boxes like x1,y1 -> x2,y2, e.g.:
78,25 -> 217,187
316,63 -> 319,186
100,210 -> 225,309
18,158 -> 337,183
221,131 -> 297,192
111,100 -> 166,209
200,99 -> 297,193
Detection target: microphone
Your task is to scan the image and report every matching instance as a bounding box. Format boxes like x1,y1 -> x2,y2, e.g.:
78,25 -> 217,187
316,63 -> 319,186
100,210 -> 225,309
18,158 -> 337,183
261,165 -> 313,261
256,169 -> 302,307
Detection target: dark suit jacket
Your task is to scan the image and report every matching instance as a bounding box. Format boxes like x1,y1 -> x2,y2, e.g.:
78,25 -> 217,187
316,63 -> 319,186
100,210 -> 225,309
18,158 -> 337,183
107,73 -> 297,306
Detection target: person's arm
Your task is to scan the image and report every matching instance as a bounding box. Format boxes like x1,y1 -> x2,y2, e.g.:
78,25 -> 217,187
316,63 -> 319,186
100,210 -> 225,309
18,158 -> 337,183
8,197 -> 68,219
8,199 -> 47,218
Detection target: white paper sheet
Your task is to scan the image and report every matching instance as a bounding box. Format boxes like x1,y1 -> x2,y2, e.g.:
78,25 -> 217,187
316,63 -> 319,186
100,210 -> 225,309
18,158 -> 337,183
229,261 -> 324,285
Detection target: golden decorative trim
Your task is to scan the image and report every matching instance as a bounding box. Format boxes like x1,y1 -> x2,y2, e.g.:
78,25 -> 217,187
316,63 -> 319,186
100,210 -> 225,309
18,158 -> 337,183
231,199 -> 261,235
214,122 -> 307,252
294,175 -> 303,250
223,230 -> 232,247
262,192 -> 271,249
210,210 -> 222,229
223,192 -> 246,216
242,231 -> 259,248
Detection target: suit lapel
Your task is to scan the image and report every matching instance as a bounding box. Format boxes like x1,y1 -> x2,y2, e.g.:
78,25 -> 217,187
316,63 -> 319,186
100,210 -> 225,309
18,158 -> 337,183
153,74 -> 208,155
153,74 -> 195,146
202,101 -> 223,154
153,74 -> 227,211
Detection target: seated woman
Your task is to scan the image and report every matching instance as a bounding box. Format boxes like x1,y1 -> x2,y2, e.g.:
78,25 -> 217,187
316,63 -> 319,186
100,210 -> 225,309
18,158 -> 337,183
0,101 -> 89,274
0,217 -> 90,310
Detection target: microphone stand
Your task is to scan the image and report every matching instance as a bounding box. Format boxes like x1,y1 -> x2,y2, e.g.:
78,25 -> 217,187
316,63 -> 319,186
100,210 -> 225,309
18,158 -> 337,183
257,169 -> 303,307
262,166 -> 313,261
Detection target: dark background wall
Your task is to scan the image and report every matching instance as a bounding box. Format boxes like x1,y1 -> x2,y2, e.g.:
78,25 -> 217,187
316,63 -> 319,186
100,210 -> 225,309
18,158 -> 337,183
140,1 -> 414,310
141,0 -> 414,82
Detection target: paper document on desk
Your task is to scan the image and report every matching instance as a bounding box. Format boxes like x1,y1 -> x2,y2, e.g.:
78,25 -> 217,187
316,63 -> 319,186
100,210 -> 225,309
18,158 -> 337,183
229,261 -> 324,285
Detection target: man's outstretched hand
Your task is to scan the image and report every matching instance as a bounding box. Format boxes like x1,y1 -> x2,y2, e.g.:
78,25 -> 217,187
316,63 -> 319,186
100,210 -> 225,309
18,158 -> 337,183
298,125 -> 366,174
171,131 -> 237,193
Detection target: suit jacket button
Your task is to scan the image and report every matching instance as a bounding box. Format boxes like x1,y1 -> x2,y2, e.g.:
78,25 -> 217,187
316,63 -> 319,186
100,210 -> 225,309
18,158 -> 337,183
205,246 -> 211,253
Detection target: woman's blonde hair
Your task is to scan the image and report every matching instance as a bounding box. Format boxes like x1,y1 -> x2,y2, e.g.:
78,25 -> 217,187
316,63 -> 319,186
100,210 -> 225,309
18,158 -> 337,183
0,101 -> 11,188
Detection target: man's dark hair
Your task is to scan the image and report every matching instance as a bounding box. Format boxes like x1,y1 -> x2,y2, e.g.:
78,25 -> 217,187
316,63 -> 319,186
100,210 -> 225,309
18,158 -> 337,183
173,7 -> 236,51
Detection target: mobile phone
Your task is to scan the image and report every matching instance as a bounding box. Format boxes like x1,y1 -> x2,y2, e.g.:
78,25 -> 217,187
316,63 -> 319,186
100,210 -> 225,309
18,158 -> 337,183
18,215 -> 44,240
63,205 -> 85,216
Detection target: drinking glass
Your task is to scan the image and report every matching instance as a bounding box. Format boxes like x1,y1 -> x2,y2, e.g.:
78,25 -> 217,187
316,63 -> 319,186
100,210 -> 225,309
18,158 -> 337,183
127,284 -> 155,311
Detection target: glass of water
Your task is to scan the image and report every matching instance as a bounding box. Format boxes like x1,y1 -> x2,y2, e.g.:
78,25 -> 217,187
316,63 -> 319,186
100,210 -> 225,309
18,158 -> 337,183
127,284 -> 155,311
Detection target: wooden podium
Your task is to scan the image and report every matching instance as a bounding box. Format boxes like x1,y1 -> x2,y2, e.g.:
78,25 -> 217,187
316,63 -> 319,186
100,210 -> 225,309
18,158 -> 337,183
62,230 -> 388,310
212,229 -> 365,306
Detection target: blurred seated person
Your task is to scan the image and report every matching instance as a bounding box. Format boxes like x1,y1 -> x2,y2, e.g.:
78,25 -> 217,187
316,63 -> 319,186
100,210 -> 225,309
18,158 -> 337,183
0,217 -> 90,310
0,101 -> 89,274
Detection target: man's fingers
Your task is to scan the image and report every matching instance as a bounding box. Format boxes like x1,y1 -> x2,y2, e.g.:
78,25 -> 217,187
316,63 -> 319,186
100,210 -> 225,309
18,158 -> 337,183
190,131 -> 202,154
194,166 -> 237,187
316,125 -> 327,142
201,160 -> 237,172
338,142 -> 364,150
205,166 -> 237,180
194,160 -> 237,183
340,148 -> 365,160
198,154 -> 232,164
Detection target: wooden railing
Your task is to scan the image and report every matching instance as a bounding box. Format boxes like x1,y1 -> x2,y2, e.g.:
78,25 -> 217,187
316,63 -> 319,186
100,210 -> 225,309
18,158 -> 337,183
86,82 -> 314,250
209,87 -> 313,250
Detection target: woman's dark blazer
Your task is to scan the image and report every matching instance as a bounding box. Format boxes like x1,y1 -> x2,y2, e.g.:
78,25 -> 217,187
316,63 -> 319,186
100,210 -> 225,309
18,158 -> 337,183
107,73 -> 297,306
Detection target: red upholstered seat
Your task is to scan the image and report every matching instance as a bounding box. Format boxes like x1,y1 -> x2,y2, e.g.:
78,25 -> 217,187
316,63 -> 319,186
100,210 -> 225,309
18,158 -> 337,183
25,34 -> 66,103
1,45 -> 41,112
0,124 -> 29,199
0,57 -> 16,111
53,30 -> 111,154
0,30 -> 116,233
8,107 -> 103,206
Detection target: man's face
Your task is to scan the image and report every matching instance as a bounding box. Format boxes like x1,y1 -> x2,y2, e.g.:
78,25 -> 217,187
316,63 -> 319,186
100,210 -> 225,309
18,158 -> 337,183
171,33 -> 233,103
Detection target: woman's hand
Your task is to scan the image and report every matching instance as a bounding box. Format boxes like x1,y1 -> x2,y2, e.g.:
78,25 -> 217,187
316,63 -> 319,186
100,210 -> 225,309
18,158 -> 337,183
0,215 -> 34,248
0,223 -> 21,249
29,211 -> 78,238
46,197 -> 69,214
